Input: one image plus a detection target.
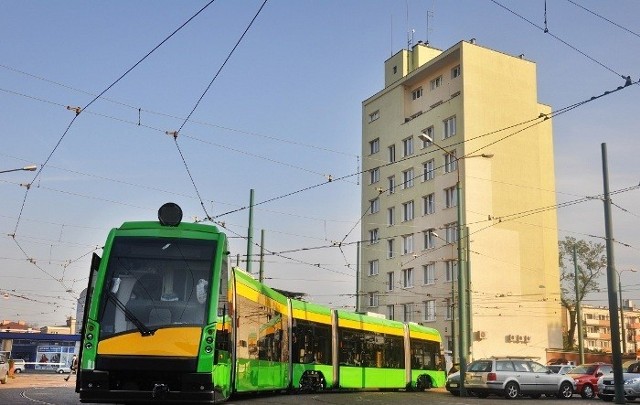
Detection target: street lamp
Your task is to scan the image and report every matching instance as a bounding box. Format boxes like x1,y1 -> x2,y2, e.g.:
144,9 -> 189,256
617,268 -> 636,353
419,130 -> 492,396
0,165 -> 37,174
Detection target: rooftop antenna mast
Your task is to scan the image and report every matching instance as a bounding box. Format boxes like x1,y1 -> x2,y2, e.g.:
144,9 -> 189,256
426,10 -> 434,45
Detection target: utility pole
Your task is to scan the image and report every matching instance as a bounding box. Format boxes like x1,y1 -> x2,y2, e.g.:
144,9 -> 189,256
573,246 -> 585,364
601,143 -> 624,404
246,189 -> 254,274
259,229 -> 265,282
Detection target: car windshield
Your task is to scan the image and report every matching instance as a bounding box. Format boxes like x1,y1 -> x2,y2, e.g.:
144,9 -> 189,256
98,236 -> 216,338
570,365 -> 597,375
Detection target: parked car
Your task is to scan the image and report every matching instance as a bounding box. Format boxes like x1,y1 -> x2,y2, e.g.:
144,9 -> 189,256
566,362 -> 611,399
12,359 -> 25,374
56,366 -> 71,374
0,353 -> 9,384
597,361 -> 640,401
464,357 -> 575,399
548,364 -> 574,375
445,371 -> 460,396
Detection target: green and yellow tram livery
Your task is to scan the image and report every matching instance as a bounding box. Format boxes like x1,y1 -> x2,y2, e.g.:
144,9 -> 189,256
77,203 -> 445,403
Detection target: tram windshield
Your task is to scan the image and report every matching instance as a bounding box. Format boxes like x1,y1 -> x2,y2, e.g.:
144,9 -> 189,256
98,236 -> 217,338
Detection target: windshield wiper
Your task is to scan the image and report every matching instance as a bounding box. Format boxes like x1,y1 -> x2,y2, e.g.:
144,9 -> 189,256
106,291 -> 155,336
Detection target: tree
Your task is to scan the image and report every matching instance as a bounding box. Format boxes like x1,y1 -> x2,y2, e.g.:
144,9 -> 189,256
558,236 -> 607,349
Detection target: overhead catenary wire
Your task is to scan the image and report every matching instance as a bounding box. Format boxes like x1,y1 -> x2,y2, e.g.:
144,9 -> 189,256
489,0 -> 629,80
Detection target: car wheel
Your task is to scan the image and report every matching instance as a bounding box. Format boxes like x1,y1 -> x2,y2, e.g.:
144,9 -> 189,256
581,384 -> 595,399
57,369 -> 64,374
557,381 -> 573,399
14,369 -> 21,374
504,381 -> 520,399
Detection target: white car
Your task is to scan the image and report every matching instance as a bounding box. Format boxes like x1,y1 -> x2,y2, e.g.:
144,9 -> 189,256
12,359 -> 25,373
57,366 -> 71,374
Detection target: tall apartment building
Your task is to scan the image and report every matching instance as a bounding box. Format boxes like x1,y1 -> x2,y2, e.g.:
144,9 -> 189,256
360,40 -> 562,361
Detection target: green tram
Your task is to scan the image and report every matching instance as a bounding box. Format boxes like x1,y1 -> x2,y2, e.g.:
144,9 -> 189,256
77,203 -> 445,404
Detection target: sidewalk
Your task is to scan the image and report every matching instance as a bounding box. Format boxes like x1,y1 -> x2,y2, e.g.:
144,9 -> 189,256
2,373 -> 76,389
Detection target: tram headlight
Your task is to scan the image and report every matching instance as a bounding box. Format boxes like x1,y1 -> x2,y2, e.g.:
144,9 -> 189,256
86,333 -> 93,340
206,336 -> 213,344
205,346 -> 212,354
85,342 -> 93,350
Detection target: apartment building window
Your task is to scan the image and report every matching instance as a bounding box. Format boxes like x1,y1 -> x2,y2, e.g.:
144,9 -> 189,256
421,126 -> 434,148
423,263 -> 435,285
452,65 -> 461,78
445,260 -> 458,282
443,116 -> 456,139
387,271 -> 394,291
402,136 -> 414,157
387,305 -> 395,320
368,260 -> 379,276
423,159 -> 435,181
424,300 -> 436,321
368,292 -> 379,307
369,110 -> 380,122
445,222 -> 458,243
444,186 -> 457,208
370,138 -> 380,155
444,150 -> 458,173
403,303 -> 412,322
368,228 -> 379,244
402,168 -> 414,189
445,298 -> 453,320
387,207 -> 395,226
387,239 -> 395,259
412,87 -> 423,100
388,175 -> 396,195
423,193 -> 435,215
423,229 -> 436,249
402,234 -> 414,255
370,197 -> 380,214
369,167 -> 380,184
402,268 -> 414,288
430,76 -> 443,90
388,145 -> 396,163
402,200 -> 414,221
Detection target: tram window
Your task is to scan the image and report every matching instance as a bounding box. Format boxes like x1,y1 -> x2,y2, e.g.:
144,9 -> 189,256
292,320 -> 331,365
384,334 -> 404,368
410,338 -> 439,370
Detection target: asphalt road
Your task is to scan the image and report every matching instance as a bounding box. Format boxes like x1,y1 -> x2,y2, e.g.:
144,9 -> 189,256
0,374 -> 608,404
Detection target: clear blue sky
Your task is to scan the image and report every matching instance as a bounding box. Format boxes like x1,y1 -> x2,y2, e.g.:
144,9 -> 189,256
1,1 -> 639,327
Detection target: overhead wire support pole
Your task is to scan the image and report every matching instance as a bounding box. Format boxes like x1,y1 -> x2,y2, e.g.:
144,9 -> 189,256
573,245 -> 584,364
246,189 -> 254,274
601,143 -> 624,404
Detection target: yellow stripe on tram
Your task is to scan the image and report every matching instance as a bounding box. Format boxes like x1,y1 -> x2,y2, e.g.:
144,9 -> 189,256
235,281 -> 289,314
291,308 -> 332,325
339,318 -> 404,337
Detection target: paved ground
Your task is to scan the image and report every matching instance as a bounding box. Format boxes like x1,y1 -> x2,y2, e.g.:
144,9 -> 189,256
0,373 -> 607,405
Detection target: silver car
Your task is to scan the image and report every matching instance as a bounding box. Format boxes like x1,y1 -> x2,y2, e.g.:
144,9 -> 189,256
597,361 -> 640,401
464,357 -> 575,399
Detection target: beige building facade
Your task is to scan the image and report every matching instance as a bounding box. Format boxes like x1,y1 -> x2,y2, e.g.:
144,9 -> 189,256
360,40 -> 562,362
